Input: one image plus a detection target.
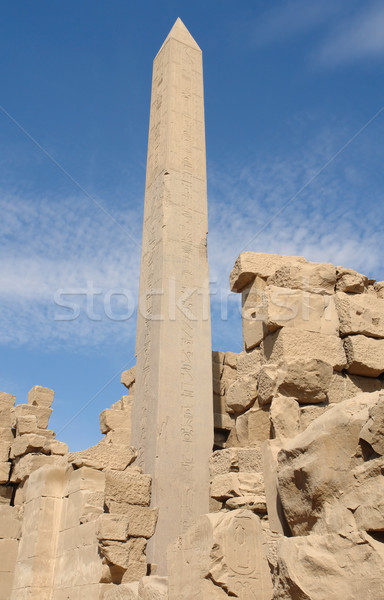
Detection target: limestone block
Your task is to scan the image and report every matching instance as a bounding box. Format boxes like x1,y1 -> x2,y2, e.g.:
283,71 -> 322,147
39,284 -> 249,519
344,335 -> 384,376
16,415 -> 37,435
0,392 -> 15,409
277,392 -> 379,535
100,408 -> 132,434
57,521 -> 99,555
14,404 -> 52,429
220,365 -> 237,395
335,291 -> 384,338
122,561 -> 147,583
104,582 -> 139,600
230,251 -> 305,292
0,406 -> 12,429
121,366 -> 136,390
274,531 -> 384,600
105,470 -> 151,506
279,359 -> 333,404
49,440 -> 68,455
336,266 -> 369,293
11,454 -> 67,483
100,538 -> 146,569
0,441 -> 10,462
96,514 -> 130,541
167,510 -> 273,600
270,396 -> 300,439
68,466 -> 106,495
0,462 -> 10,484
0,505 -> 21,539
0,426 -> 14,443
224,495 -> 267,513
247,406 -> 271,444
243,285 -> 339,349
241,276 -> 268,350
107,503 -> 158,538
138,576 -> 168,599
327,371 -> 383,404
257,363 -> 280,405
360,394 -> 384,455
10,433 -> 49,459
27,385 -> 54,408
24,465 -> 67,502
300,404 -> 328,431
210,472 -> 264,501
268,261 -> 336,295
261,440 -> 288,535
209,449 -> 239,477
236,349 -> 261,378
262,328 -> 347,371
225,377 -> 257,414
237,447 -> 263,473
69,435 -> 136,471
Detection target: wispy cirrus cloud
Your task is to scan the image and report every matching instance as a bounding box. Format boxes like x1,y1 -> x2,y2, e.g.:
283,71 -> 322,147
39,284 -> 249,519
317,1 -> 384,65
250,0 -> 384,67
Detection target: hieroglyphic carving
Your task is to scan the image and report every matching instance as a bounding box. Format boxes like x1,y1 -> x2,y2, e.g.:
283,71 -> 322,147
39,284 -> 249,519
167,511 -> 273,600
132,19 -> 213,574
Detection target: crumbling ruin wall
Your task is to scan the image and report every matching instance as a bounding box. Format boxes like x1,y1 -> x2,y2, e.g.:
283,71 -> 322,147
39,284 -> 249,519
0,380 -> 157,599
1,252 -> 384,599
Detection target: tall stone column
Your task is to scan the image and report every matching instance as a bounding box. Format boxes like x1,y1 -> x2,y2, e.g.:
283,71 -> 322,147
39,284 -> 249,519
132,18 -> 213,574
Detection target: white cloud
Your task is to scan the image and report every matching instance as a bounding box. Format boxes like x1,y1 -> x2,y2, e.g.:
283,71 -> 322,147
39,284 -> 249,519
318,1 -> 384,65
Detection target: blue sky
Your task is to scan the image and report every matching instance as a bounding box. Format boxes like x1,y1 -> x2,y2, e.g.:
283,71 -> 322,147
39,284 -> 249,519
0,1 -> 383,451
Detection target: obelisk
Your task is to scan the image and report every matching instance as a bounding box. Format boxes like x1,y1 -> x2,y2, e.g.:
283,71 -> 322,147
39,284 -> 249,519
132,19 -> 213,574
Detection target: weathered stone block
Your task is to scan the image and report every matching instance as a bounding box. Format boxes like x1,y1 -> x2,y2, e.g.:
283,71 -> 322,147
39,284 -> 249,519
327,372 -> 383,404
105,470 -> 151,506
0,392 -> 15,409
16,415 -> 37,435
10,434 -> 48,459
13,405 -> 52,429
107,503 -> 158,538
262,328 -> 347,371
0,462 -> 10,484
121,366 -> 136,390
230,252 -> 305,292
344,335 -> 384,376
210,472 -> 264,501
68,466 -> 106,495
247,406 -> 271,444
226,377 -> 257,414
268,260 -> 336,295
100,408 -> 132,434
270,395 -> 300,439
335,291 -> 384,338
96,514 -> 130,541
336,266 -> 368,293
27,386 -> 55,408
